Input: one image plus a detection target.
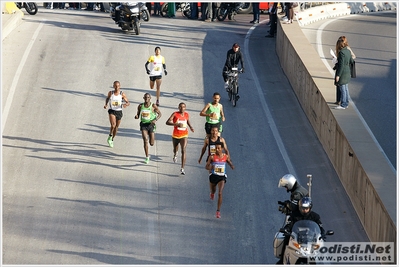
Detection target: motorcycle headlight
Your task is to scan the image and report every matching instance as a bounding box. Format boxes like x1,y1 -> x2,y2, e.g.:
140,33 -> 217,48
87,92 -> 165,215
293,242 -> 301,249
130,7 -> 139,13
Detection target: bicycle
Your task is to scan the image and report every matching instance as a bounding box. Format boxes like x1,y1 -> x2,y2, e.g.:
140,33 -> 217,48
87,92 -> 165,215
225,67 -> 243,107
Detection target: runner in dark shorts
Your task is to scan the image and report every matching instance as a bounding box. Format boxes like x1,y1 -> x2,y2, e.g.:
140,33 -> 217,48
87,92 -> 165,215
149,75 -> 162,82
209,173 -> 227,185
108,109 -> 123,121
140,122 -> 156,133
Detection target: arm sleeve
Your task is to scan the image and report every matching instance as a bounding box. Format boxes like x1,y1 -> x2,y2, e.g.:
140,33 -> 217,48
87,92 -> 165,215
145,61 -> 150,72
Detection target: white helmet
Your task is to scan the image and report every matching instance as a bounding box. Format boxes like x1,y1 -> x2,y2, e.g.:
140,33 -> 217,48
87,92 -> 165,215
278,174 -> 297,191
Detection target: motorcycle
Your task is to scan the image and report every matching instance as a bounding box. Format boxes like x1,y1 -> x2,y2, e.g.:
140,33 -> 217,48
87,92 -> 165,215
216,2 -> 243,21
110,2 -> 149,35
15,2 -> 38,15
160,2 -> 191,18
274,174 -> 334,264
274,220 -> 334,264
225,67 -> 243,107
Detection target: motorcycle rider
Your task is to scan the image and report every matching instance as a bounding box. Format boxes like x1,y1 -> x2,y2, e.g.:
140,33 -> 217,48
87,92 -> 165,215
277,197 -> 325,264
278,174 -> 309,213
222,43 -> 244,98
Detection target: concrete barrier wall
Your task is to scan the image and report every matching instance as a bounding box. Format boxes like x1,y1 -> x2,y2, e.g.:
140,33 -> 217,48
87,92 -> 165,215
295,2 -> 397,26
275,14 -> 396,245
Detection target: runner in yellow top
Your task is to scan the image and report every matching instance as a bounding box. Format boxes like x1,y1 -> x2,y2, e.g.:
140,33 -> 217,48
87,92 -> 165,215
166,102 -> 194,175
145,46 -> 167,106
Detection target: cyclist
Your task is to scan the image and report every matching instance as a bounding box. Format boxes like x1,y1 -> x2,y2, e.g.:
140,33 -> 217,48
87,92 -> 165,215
222,43 -> 244,98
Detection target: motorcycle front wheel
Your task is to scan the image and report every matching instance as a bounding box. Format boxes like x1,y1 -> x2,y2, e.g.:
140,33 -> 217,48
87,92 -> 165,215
182,9 -> 191,18
133,17 -> 140,35
24,2 -> 38,15
217,7 -> 228,21
142,9 -> 150,21
160,3 -> 168,17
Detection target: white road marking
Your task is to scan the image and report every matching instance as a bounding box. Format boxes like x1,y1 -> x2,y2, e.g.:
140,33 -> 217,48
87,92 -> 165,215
2,20 -> 46,134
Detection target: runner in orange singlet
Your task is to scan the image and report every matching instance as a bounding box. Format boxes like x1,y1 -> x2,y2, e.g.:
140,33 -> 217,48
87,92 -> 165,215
166,102 -> 194,175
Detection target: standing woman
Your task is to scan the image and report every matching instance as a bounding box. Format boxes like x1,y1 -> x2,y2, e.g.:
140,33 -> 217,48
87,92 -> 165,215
334,36 -> 356,105
104,81 -> 130,148
145,46 -> 167,106
285,2 -> 294,24
334,37 -> 355,110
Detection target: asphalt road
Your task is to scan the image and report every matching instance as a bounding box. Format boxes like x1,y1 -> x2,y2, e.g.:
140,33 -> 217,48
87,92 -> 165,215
2,9 -> 370,264
301,11 -> 397,170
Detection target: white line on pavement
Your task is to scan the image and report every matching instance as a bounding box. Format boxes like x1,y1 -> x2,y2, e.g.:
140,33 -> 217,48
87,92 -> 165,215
2,20 -> 46,134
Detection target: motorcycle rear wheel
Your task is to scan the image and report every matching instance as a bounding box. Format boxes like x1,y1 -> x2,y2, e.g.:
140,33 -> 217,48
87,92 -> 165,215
24,2 -> 38,15
217,7 -> 228,21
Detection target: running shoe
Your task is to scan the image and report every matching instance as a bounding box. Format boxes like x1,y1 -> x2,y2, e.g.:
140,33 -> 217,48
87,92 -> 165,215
210,193 -> 215,200
144,157 -> 150,164
180,168 -> 185,175
216,211 -> 221,219
109,140 -> 114,148
156,99 -> 160,106
107,136 -> 113,147
173,155 -> 177,163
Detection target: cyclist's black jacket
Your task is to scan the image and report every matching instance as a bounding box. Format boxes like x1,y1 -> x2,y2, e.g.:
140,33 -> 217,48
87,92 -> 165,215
224,49 -> 244,69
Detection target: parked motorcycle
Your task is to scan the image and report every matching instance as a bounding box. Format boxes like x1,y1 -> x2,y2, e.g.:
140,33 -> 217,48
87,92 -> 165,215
15,2 -> 38,15
160,2 -> 191,18
110,2 -> 149,35
216,2 -> 243,21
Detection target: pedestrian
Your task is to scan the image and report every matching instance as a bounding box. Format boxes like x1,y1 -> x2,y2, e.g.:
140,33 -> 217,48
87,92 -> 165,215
198,125 -> 229,164
135,93 -> 162,164
266,3 -> 278,37
165,102 -> 194,175
145,46 -> 167,106
284,2 -> 294,24
334,36 -> 355,110
190,2 -> 198,19
205,142 -> 234,218
199,92 -> 225,138
104,81 -> 130,148
153,2 -> 161,16
333,36 -> 356,105
250,2 -> 260,24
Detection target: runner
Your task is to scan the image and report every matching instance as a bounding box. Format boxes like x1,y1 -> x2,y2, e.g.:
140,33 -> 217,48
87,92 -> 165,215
145,46 -> 167,106
103,81 -> 130,148
165,102 -> 194,175
135,93 -> 162,164
199,92 -> 225,138
198,125 -> 229,165
205,142 -> 234,218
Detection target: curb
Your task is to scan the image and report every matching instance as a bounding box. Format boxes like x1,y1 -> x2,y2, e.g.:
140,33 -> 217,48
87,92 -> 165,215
2,3 -> 24,41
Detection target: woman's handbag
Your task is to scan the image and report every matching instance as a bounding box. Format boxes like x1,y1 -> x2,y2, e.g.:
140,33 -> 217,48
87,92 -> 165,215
350,61 -> 356,78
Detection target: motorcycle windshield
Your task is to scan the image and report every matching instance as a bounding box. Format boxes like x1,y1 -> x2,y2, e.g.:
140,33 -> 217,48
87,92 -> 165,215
291,220 -> 321,245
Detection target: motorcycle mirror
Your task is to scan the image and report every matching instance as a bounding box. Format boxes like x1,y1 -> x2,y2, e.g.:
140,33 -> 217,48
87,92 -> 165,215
326,230 -> 334,235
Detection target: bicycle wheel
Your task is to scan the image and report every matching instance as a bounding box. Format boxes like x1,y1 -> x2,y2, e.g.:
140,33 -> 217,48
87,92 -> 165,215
232,82 -> 237,107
